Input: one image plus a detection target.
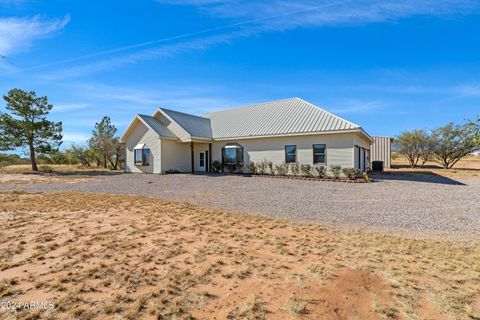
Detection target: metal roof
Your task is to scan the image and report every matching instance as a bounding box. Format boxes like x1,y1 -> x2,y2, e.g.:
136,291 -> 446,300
205,97 -> 362,139
159,108 -> 212,139
137,114 -> 176,138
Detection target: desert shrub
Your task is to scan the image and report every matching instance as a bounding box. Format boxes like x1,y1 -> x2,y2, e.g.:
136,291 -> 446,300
330,165 -> 342,179
275,163 -> 288,176
290,162 -> 300,176
247,161 -> 257,174
300,164 -> 312,176
39,165 -> 53,173
342,168 -> 359,180
256,161 -> 267,175
165,169 -> 180,174
314,165 -> 326,178
212,161 -> 222,173
266,161 -> 274,175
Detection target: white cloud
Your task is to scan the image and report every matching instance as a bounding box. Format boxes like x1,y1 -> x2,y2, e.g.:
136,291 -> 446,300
52,103 -> 91,113
23,0 -> 480,77
61,132 -> 89,143
158,0 -> 479,31
0,15 -> 70,56
329,99 -> 385,114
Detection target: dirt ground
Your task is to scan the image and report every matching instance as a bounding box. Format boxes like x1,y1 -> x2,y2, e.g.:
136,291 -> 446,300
0,191 -> 479,320
391,154 -> 480,178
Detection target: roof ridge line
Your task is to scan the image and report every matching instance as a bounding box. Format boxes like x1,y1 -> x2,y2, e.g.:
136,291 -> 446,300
295,98 -> 361,129
157,107 -> 209,119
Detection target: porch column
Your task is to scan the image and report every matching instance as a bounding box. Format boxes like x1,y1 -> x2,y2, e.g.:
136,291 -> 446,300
208,143 -> 212,172
190,142 -> 195,173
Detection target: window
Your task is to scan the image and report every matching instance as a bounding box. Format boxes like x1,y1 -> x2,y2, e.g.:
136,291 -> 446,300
222,144 -> 243,165
134,144 -> 150,166
134,149 -> 142,164
142,148 -> 150,166
285,145 -> 296,163
199,152 -> 205,167
313,144 -> 326,164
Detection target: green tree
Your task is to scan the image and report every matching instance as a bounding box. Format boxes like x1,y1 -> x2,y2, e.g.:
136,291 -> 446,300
430,122 -> 479,169
396,130 -> 432,168
88,116 -> 123,169
67,144 -> 95,167
0,89 -> 62,171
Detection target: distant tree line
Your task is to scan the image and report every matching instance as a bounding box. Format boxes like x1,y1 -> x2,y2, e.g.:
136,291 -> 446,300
0,88 -> 124,171
396,118 -> 480,169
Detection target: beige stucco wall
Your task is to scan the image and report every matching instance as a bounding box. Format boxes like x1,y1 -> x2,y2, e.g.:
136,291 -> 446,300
160,139 -> 191,172
211,132 -> 367,171
125,121 -> 161,173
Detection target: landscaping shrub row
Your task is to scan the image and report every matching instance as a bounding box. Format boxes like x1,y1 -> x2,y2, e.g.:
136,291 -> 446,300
211,160 -> 369,182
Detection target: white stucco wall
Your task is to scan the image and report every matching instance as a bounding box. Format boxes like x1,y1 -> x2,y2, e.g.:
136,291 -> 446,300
124,121 -> 161,173
211,132 -> 370,172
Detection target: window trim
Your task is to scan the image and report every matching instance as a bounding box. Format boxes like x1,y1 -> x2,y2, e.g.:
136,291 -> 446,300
312,144 -> 327,164
134,145 -> 150,166
222,144 -> 244,166
285,145 -> 297,163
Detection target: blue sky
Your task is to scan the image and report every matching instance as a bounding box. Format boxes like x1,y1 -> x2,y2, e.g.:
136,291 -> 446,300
1,0 -> 479,148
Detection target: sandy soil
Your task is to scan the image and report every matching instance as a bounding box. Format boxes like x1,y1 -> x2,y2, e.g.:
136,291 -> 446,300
391,154 -> 480,178
0,174 -> 96,186
0,191 -> 479,319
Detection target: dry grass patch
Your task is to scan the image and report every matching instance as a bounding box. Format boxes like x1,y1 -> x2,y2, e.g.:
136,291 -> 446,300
0,191 -> 479,319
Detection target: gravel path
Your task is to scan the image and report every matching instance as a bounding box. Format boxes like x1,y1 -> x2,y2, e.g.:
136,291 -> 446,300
4,173 -> 480,238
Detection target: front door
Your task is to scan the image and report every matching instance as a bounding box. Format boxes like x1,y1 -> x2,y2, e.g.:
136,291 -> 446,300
199,152 -> 206,172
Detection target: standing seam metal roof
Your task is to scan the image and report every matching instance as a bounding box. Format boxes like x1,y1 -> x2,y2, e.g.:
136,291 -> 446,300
137,114 -> 176,137
159,108 -> 212,139
205,97 -> 361,139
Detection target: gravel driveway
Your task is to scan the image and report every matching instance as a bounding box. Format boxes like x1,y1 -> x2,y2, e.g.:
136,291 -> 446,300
5,173 -> 480,238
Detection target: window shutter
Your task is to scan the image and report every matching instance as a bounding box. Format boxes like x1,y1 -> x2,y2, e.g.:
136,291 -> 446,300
221,147 -> 225,165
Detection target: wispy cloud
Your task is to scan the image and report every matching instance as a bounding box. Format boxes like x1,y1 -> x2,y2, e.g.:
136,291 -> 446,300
159,0 -> 479,31
0,15 -> 70,58
456,84 -> 480,98
329,99 -> 385,114
51,103 -> 91,113
24,0 -> 479,78
42,29 -> 252,79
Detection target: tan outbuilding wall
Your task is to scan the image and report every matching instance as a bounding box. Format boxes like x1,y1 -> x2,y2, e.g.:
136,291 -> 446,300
371,136 -> 393,168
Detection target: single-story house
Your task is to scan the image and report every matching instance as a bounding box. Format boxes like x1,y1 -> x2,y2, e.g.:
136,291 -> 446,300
119,97 -> 373,174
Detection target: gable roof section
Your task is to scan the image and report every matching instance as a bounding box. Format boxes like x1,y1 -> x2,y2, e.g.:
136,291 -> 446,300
205,97 -> 367,140
157,108 -> 212,140
121,98 -> 372,144
119,114 -> 176,143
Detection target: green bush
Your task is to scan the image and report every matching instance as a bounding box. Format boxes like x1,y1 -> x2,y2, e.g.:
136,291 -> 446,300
247,161 -> 257,174
165,169 -> 180,174
290,162 -> 300,176
330,165 -> 342,179
300,164 -> 312,176
212,161 -> 222,173
342,168 -> 359,180
275,163 -> 288,175
314,165 -> 326,178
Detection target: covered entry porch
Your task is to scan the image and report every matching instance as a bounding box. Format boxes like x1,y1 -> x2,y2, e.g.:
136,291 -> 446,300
189,141 -> 212,173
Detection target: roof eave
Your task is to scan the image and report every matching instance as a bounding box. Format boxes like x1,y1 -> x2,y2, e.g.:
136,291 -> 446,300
120,115 -> 161,143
